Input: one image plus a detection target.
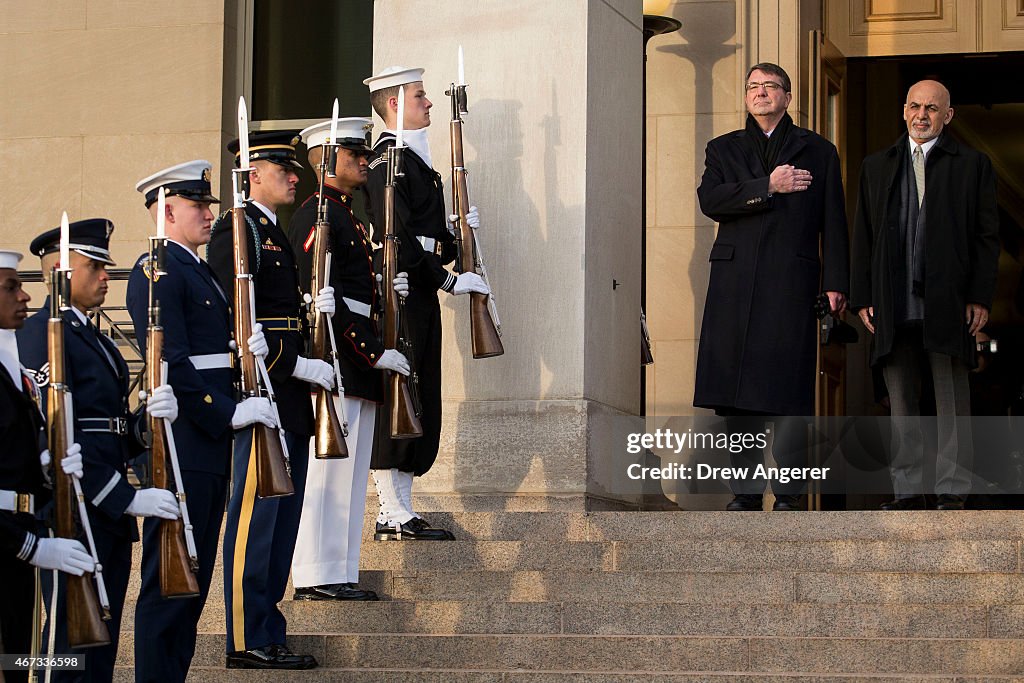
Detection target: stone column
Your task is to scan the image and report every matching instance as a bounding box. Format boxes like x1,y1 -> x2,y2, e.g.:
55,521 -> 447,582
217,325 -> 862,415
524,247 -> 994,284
372,0 -> 643,509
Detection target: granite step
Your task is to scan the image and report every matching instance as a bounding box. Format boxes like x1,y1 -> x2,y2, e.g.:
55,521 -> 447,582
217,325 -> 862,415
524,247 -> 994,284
110,633 -> 1024,676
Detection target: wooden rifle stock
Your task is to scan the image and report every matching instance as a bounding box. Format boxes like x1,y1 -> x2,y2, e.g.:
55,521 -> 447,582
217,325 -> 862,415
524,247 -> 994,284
382,146 -> 423,439
448,86 -> 504,359
310,157 -> 348,459
47,274 -> 110,648
146,320 -> 200,598
231,205 -> 294,497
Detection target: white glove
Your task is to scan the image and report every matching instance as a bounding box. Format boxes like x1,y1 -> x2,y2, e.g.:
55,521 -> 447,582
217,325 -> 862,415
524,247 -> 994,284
292,356 -> 334,390
315,286 -> 336,317
126,488 -> 180,520
146,384 -> 178,424
453,272 -> 490,296
231,397 -> 279,429
374,349 -> 411,376
30,538 -> 95,575
394,272 -> 409,299
247,323 -> 268,358
449,206 -> 480,230
61,443 -> 84,479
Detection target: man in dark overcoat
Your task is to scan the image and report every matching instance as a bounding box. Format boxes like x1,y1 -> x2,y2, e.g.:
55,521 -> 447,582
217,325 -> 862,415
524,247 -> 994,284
694,62 -> 849,512
850,79 -> 999,510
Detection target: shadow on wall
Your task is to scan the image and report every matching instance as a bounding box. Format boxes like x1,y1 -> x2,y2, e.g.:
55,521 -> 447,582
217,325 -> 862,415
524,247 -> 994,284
651,2 -> 738,509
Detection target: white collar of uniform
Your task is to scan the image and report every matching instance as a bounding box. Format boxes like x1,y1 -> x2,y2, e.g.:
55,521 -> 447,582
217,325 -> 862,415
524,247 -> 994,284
385,128 -> 433,168
252,200 -> 277,225
70,306 -> 89,326
0,329 -> 20,387
168,239 -> 201,263
909,136 -> 938,158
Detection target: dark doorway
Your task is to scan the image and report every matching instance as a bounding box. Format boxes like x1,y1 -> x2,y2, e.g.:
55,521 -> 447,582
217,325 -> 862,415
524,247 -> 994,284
831,52 -> 1024,509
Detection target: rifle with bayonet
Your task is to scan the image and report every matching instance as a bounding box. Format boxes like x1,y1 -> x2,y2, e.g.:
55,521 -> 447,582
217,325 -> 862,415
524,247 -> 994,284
382,87 -> 424,439
145,189 -> 200,597
48,212 -> 111,648
446,55 -> 504,359
309,100 -> 349,460
232,97 -> 294,498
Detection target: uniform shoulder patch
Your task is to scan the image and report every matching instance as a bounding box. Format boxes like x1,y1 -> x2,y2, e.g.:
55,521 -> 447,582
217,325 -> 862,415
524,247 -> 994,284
30,362 -> 50,389
138,255 -> 160,281
368,156 -> 386,170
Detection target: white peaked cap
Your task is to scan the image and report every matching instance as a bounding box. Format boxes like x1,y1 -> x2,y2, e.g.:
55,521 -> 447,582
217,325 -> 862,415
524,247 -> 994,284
301,118 -> 373,150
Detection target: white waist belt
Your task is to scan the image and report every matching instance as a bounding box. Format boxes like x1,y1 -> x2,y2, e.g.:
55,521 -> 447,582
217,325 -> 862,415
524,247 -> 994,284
190,353 -> 233,371
342,297 -> 372,318
0,490 -> 34,514
418,236 -> 436,252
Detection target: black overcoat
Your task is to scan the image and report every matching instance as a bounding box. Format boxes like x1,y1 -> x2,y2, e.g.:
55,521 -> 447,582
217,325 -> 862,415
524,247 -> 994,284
694,125 -> 849,415
850,133 -> 999,367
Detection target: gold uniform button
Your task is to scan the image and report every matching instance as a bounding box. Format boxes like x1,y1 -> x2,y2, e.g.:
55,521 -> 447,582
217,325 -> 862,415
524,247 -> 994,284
205,300 -> 210,305
359,342 -> 366,348
350,332 -> 356,338
350,241 -> 355,246
275,261 -> 281,266
369,353 -> 375,359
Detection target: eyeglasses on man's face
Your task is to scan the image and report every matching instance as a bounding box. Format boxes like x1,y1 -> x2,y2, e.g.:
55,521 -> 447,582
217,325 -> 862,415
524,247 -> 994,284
745,81 -> 784,92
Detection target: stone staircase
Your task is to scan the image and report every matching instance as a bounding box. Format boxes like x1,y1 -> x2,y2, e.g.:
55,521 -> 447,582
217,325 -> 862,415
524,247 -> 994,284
111,508 -> 1024,681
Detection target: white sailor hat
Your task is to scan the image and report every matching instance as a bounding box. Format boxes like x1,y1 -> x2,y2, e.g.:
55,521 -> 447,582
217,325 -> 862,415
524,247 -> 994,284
301,118 -> 373,153
0,250 -> 23,270
135,160 -> 220,208
363,66 -> 425,93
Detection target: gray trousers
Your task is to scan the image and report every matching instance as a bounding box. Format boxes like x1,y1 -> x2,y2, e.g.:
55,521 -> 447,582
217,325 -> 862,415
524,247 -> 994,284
881,329 -> 973,497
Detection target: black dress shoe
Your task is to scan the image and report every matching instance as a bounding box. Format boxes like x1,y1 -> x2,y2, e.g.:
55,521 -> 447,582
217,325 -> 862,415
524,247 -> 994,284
226,644 -> 318,670
343,582 -> 379,600
294,583 -> 379,601
936,494 -> 966,510
772,495 -> 803,511
880,496 -> 927,510
726,494 -> 763,511
374,517 -> 453,541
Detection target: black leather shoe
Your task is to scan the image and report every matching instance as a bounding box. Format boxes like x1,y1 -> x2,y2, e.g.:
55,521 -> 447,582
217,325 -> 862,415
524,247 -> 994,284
880,496 -> 928,510
375,517 -> 453,541
772,495 -> 803,511
726,495 -> 763,511
226,644 -> 318,670
344,582 -> 379,600
936,494 -> 966,510
413,516 -> 456,540
293,583 -> 378,601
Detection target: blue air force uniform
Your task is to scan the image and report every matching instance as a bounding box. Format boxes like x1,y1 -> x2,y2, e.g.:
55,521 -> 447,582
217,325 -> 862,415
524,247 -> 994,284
205,132 -> 314,661
0,254 -> 49,683
16,219 -> 144,683
126,159 -> 232,683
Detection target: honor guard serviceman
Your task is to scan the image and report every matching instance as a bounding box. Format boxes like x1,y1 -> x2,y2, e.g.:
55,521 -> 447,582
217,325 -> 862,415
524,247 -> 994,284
289,118 -> 412,601
363,66 -> 489,540
207,131 -> 335,670
17,220 -> 180,683
0,249 -> 93,683
126,161 -> 277,682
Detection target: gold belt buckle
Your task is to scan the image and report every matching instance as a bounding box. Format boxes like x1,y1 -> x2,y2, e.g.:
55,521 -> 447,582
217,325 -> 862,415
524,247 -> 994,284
16,493 -> 34,514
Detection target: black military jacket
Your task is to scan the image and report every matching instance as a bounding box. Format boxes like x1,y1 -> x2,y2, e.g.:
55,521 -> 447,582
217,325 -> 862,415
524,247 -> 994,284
207,202 -> 314,436
0,367 -> 48,559
364,133 -> 457,293
290,185 -> 384,403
